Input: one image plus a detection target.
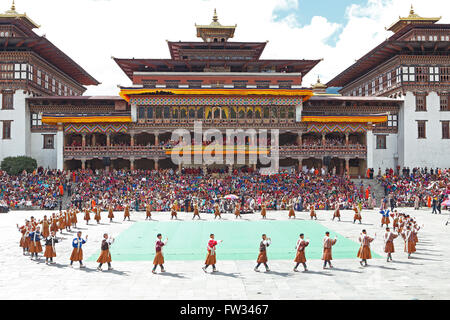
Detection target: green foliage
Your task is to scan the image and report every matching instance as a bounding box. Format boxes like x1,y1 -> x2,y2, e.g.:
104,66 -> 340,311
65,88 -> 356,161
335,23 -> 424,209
1,156 -> 37,175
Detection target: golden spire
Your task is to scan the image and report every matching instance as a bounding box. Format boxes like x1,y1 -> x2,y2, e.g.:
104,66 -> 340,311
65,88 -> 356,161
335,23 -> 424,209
387,5 -> 441,33
11,0 -> 16,11
213,8 -> 218,22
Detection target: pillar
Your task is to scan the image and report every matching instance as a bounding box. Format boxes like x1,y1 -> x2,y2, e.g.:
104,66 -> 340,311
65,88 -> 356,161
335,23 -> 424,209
297,132 -> 302,147
130,158 -> 135,170
297,157 -> 303,173
92,134 -> 96,146
178,163 -> 182,172
155,132 -> 159,146
252,163 -> 256,171
366,125 -> 374,171
345,158 -> 350,176
345,133 -> 349,146
82,133 -> 86,147
106,133 -> 111,147
56,124 -> 64,171
322,133 -> 326,145
130,133 -> 135,147
228,164 -> 233,174
81,158 -> 86,170
154,159 -> 159,170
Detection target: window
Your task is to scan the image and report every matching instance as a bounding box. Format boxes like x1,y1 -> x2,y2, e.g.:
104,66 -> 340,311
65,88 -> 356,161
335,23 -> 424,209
1,91 -> 13,110
387,72 -> 392,87
52,79 -> 56,92
415,94 -> 427,111
440,94 -> 449,111
379,76 -> 383,91
402,66 -> 415,82
28,65 -> 33,81
37,70 -> 41,85
2,120 -> 11,139
365,84 -> 369,96
371,81 -> 375,95
138,106 -> 145,119
387,114 -> 398,127
43,135 -> 54,149
417,121 -> 426,139
31,112 -> 42,127
376,135 -> 386,149
396,67 -> 401,83
429,66 -> 439,82
14,63 -> 27,79
442,121 -> 450,139
44,74 -> 49,89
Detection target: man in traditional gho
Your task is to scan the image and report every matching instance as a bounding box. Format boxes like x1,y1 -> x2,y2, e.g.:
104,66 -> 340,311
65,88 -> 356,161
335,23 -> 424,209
384,227 -> 398,262
58,212 -> 65,233
70,231 -> 88,268
108,205 -> 114,223
145,203 -> 152,220
392,211 -> 399,231
357,229 -> 375,267
29,226 -> 43,260
288,202 -> 295,219
213,203 -> 221,219
322,231 -> 337,269
152,233 -> 168,274
332,202 -> 341,221
170,203 -> 177,220
254,234 -> 271,272
17,220 -> 30,255
64,210 -> 72,232
402,225 -> 418,259
84,207 -> 91,225
310,204 -> 317,220
71,209 -> 78,228
260,203 -> 267,219
380,209 -> 390,227
234,203 -> 242,219
50,213 -> 58,233
97,233 -> 114,271
294,233 -> 309,272
40,215 -> 50,238
353,204 -> 362,224
123,204 -> 131,221
193,201 -> 200,220
94,206 -> 101,224
202,234 -> 223,273
44,231 -> 59,265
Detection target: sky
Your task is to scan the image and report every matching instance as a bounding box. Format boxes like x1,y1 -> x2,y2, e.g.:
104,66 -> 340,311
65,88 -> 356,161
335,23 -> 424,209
5,0 -> 449,95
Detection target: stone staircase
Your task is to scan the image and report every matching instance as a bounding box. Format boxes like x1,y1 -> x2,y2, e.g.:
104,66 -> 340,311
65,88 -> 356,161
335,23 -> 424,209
352,178 -> 385,204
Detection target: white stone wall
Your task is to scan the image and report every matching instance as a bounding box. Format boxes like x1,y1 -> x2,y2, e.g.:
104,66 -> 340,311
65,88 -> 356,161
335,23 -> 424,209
400,91 -> 450,168
29,132 -> 57,169
0,91 -> 30,162
371,133 -> 398,171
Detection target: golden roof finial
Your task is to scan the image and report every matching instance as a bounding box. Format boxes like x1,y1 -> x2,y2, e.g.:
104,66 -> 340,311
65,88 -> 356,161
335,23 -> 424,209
410,4 -> 414,15
213,8 -> 218,22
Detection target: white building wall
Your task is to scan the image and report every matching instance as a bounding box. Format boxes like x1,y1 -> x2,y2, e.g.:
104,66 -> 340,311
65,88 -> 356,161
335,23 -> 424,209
0,91 -> 31,162
29,132 -> 57,169
401,91 -> 450,168
371,133 -> 398,171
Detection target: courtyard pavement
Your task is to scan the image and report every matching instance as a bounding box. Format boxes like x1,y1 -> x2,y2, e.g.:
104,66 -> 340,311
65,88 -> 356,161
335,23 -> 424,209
0,207 -> 449,300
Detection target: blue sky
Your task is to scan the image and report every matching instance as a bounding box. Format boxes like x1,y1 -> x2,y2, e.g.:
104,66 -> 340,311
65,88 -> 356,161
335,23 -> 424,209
273,0 -> 373,46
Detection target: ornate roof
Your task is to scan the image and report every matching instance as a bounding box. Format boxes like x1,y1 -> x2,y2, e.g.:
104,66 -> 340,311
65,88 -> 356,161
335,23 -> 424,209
0,1 -> 40,29
387,5 -> 441,33
195,9 -> 237,42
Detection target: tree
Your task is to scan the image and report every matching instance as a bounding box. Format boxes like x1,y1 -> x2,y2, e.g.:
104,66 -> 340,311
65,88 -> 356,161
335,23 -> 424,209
1,156 -> 37,175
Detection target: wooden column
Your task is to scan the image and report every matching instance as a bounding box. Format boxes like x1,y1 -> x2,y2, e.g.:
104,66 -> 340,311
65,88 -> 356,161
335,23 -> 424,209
92,134 -> 96,146
154,159 -> 159,170
82,134 -> 86,147
322,133 -> 326,145
81,159 -> 86,170
130,134 -> 135,147
345,158 -> 350,176
155,132 -> 159,146
130,158 -> 135,170
106,134 -> 111,147
345,133 -> 349,146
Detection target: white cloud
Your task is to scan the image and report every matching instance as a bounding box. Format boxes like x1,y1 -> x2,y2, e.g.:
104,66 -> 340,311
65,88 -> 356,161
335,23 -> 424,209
9,0 -> 449,94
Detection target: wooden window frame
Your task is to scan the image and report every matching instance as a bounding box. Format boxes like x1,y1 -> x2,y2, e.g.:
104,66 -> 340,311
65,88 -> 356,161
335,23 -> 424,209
43,134 -> 55,149
417,120 -> 427,139
2,120 -> 12,139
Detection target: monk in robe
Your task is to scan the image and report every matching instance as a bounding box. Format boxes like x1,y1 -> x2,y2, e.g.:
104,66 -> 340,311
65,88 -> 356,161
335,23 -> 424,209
97,233 -> 114,271
322,232 -> 337,269
384,227 -> 398,262
152,233 -> 168,274
332,203 -> 341,221
44,231 -> 59,265
193,202 -> 200,220
213,203 -> 221,219
260,203 -> 267,219
70,231 -> 88,268
310,204 -> 317,220
202,234 -> 222,273
145,203 -> 152,220
357,229 -> 375,267
83,208 -> 90,224
108,205 -> 114,223
353,204 -> 362,224
254,234 -> 271,272
288,203 -> 295,219
294,233 -> 309,272
234,203 -> 242,219
123,204 -> 131,221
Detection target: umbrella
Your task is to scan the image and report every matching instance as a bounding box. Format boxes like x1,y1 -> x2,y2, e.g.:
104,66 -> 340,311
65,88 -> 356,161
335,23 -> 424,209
442,200 -> 450,207
224,194 -> 239,200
